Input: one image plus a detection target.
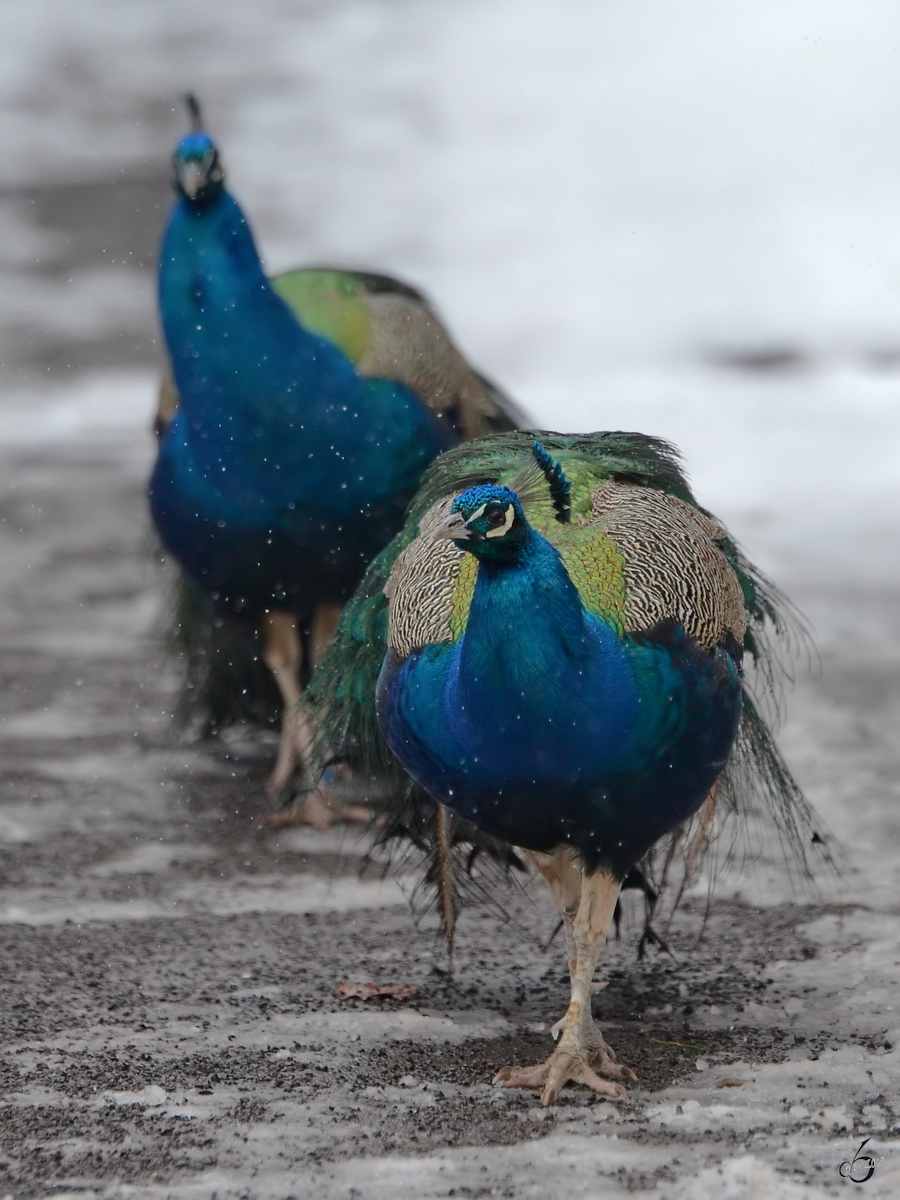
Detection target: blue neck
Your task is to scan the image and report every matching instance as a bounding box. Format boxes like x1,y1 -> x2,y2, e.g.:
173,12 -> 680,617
158,189 -> 375,509
378,525 -> 743,874
160,189 -> 359,416
444,530 -> 639,774
457,531 -> 592,718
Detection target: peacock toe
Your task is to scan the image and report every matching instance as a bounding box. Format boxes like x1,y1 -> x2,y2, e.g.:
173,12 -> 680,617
493,1048 -> 630,1106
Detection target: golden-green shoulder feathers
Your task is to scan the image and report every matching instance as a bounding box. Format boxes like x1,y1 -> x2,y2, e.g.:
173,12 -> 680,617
385,454 -> 746,661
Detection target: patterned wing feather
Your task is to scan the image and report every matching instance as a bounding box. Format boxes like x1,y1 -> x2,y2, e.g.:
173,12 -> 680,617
384,454 -> 744,659
354,286 -> 519,438
588,481 -> 745,649
385,499 -> 466,659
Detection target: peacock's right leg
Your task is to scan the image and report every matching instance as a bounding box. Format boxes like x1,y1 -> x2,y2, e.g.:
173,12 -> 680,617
547,912 -> 629,1079
494,856 -> 636,1105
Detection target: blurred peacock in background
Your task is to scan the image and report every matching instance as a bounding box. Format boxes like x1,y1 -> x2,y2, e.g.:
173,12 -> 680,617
307,430 -> 831,1104
149,96 -> 524,823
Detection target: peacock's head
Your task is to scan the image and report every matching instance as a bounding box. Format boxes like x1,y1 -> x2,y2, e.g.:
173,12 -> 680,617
172,94 -> 224,204
431,483 -> 528,563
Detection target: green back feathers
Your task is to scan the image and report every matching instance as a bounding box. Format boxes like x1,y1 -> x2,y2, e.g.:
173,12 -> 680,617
270,267 -> 437,363
271,269 -> 371,362
404,430 -> 692,518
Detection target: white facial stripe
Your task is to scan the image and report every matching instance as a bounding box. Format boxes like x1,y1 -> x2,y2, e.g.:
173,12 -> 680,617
485,503 -> 515,538
466,503 -> 487,523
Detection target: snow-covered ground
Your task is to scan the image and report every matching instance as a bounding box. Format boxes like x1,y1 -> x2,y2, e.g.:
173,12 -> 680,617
0,2 -> 898,1196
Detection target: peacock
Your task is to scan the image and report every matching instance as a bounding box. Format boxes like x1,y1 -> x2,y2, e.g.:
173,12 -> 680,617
148,97 -> 523,822
307,430 -> 828,1104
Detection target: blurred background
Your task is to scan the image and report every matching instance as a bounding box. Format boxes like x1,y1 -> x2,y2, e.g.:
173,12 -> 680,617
2,0 -> 899,596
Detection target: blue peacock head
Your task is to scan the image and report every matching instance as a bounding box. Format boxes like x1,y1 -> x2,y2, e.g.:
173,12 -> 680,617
172,94 -> 225,204
430,441 -> 572,564
432,483 -> 529,563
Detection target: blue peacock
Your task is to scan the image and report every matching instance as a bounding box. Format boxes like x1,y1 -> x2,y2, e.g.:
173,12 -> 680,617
149,97 -> 523,820
307,431 -> 827,1103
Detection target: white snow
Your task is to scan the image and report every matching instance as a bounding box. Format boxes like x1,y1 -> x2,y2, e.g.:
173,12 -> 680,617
0,872 -> 407,925
105,1084 -> 167,1108
2,2 -> 900,1196
0,371 -> 155,446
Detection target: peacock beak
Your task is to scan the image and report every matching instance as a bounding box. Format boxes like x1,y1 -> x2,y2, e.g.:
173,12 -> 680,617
178,161 -> 207,200
430,511 -> 471,541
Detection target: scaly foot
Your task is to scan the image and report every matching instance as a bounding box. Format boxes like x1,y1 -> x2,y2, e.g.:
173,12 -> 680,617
493,1045 -> 628,1106
494,1019 -> 636,1106
549,980 -> 609,1039
579,1020 -> 637,1084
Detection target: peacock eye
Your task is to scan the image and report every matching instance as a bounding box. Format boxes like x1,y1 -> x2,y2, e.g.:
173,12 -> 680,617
485,507 -> 508,528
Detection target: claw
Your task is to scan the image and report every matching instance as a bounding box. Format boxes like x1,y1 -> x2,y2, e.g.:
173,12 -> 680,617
493,1046 -> 630,1106
494,1021 -> 635,1105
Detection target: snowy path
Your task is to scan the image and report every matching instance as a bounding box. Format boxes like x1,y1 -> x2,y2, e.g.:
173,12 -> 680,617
0,2 -> 899,1197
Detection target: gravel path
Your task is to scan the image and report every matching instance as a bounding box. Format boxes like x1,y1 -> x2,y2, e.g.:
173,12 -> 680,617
1,3 -> 900,1196
0,430 -> 896,1197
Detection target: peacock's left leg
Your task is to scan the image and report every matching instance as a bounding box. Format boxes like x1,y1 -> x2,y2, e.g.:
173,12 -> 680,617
493,866 -> 636,1106
520,849 -> 625,1073
261,610 -> 305,800
261,607 -> 369,828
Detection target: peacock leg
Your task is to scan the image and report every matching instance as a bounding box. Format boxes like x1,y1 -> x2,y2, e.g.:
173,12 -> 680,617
494,868 -> 636,1105
260,611 -> 310,801
260,607 -> 368,827
526,849 -> 612,1044
547,912 -> 623,1078
308,603 -> 343,668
